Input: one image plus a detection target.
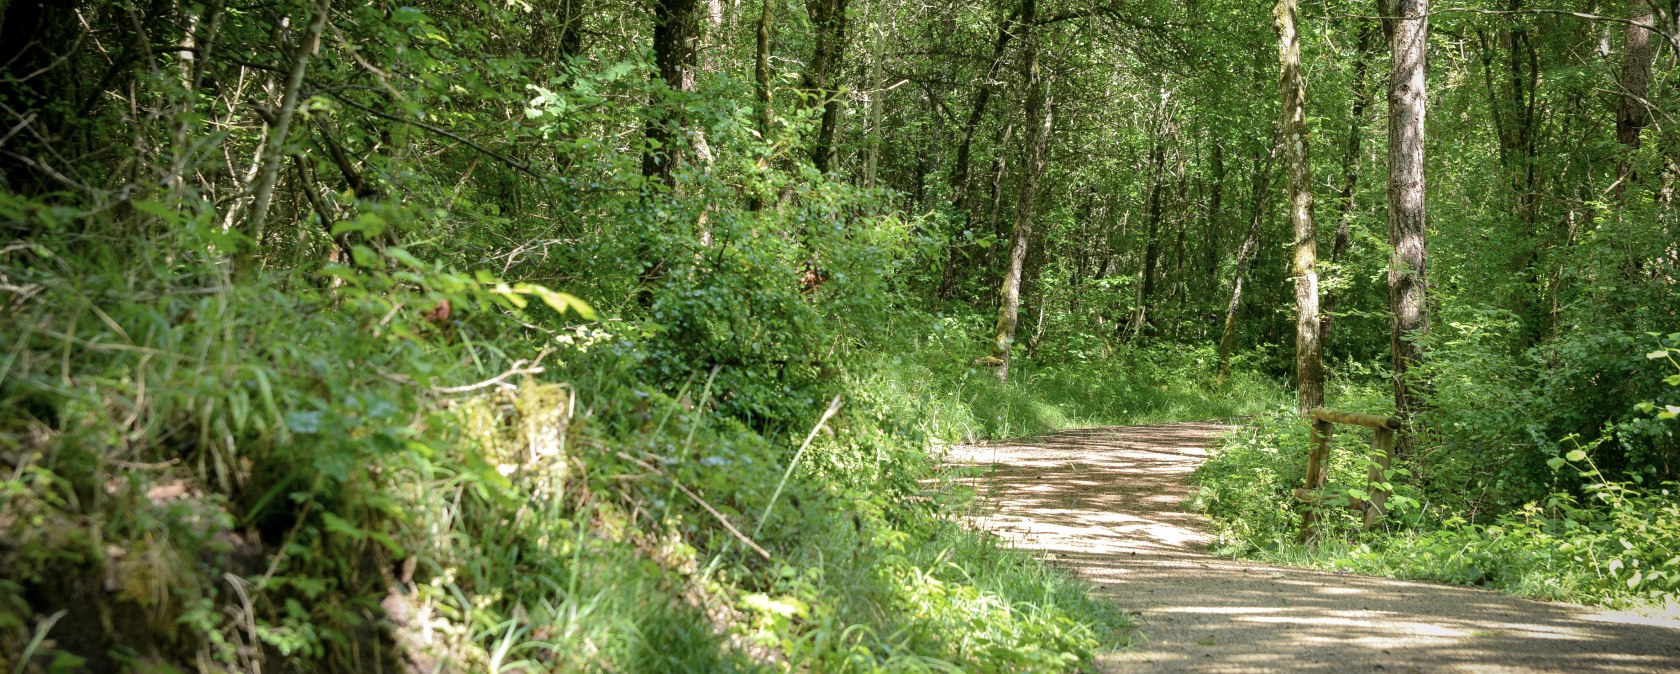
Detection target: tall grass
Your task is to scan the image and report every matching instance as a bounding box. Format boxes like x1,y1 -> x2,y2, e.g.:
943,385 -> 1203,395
1,241 -> 1146,672
853,313 -> 1288,443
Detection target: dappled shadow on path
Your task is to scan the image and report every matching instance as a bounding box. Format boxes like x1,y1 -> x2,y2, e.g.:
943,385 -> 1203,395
948,423 -> 1680,673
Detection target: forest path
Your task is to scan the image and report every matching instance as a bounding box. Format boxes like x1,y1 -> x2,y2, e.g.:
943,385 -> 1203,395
947,422 -> 1680,673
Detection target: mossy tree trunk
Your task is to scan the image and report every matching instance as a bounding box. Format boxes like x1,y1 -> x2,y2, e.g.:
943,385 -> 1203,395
1275,0 -> 1324,414
988,0 -> 1051,383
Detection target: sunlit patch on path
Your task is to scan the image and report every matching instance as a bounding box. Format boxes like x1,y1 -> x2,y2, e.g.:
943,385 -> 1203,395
949,422 -> 1680,673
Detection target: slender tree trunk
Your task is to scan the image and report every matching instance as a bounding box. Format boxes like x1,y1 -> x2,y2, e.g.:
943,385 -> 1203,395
1321,24 -> 1377,353
1136,140 -> 1166,331
643,0 -> 701,183
746,0 -> 776,213
988,0 -> 1050,383
1615,0 -> 1655,195
754,0 -> 775,141
1388,0 -> 1429,454
244,0 -> 329,260
951,8 -> 1022,213
981,121 -> 1016,275
1276,0 -> 1324,414
1216,139 -> 1281,385
861,0 -> 886,188
803,0 -> 849,172
1171,170 -> 1189,312
1204,140 -> 1226,286
1475,3 -> 1542,345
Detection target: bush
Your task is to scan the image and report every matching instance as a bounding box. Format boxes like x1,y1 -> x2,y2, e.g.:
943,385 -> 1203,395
0,220 -> 1130,672
1192,336 -> 1680,608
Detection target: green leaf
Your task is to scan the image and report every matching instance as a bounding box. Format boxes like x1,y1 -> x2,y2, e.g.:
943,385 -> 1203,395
514,282 -> 597,320
350,245 -> 380,267
320,512 -> 366,540
1646,350 -> 1670,360
1546,457 -> 1566,470
1565,449 -> 1588,462
384,246 -> 424,270
131,199 -> 182,225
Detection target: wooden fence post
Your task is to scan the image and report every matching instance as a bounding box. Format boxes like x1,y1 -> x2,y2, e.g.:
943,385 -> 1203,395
1362,427 -> 1396,530
1298,416 -> 1333,544
1299,408 -> 1399,544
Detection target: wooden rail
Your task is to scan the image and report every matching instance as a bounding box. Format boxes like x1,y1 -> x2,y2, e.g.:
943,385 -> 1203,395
1297,408 -> 1399,544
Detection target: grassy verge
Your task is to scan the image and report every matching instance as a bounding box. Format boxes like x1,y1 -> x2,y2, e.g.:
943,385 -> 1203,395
1192,380 -> 1680,610
1,247 -> 1140,672
854,314 -> 1289,443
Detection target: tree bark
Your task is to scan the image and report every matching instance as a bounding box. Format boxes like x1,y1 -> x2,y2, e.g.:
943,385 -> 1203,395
1203,140 -> 1226,283
1321,24 -> 1377,353
802,0 -> 849,172
1216,138 -> 1281,385
861,0 -> 886,188
1276,0 -> 1324,414
1137,139 -> 1166,328
643,0 -> 702,183
951,8 -> 1022,214
755,0 -> 775,141
1615,0 -> 1655,192
1388,0 -> 1429,454
988,0 -> 1050,383
244,0 -> 329,260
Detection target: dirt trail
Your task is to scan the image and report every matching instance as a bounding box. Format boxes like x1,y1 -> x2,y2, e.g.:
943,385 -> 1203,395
949,422 -> 1680,673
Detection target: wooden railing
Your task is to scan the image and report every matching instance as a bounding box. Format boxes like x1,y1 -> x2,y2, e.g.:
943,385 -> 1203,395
1296,408 -> 1400,543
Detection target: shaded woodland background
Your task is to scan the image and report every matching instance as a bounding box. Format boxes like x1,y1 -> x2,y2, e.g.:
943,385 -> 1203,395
1,0 -> 1677,670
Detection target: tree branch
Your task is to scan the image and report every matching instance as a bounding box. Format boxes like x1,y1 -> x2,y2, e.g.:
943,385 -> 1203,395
324,91 -> 543,181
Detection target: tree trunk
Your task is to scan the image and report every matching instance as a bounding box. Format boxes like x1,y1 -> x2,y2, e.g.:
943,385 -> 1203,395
861,0 -> 886,188
244,0 -> 329,261
1388,0 -> 1429,454
1276,0 -> 1324,414
951,8 -> 1022,214
643,0 -> 701,183
1615,0 -> 1655,193
754,0 -> 775,141
988,0 -> 1050,383
1216,138 -> 1281,385
1321,24 -> 1377,354
803,0 -> 849,172
1136,140 -> 1166,328
1474,3 -> 1542,345
1204,140 -> 1226,285
981,121 -> 1016,275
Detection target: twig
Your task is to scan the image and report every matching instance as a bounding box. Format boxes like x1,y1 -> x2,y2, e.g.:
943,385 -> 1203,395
324,91 -> 543,180
615,451 -> 773,560
432,363 -> 545,393
244,0 -> 330,254
753,394 -> 843,538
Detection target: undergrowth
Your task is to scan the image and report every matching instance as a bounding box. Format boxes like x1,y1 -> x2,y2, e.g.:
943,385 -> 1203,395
1193,339 -> 1680,610
0,230 -> 1139,672
854,313 -> 1287,443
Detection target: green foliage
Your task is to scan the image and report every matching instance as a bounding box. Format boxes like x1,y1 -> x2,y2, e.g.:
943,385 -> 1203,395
0,191 -> 1123,672
1195,342 -> 1680,608
7,0 -> 1680,666
1256,444 -> 1680,608
853,313 -> 1287,442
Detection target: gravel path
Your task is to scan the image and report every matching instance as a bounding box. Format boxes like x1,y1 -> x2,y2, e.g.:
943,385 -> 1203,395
948,422 -> 1680,673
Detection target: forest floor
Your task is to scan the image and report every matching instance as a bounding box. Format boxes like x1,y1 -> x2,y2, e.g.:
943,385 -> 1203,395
948,422 -> 1680,673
